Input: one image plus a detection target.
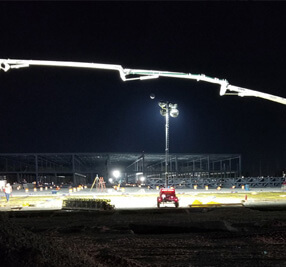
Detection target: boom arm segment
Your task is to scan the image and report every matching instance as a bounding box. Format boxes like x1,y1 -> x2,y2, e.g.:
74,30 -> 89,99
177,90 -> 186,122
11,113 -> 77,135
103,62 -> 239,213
1,58 -> 286,105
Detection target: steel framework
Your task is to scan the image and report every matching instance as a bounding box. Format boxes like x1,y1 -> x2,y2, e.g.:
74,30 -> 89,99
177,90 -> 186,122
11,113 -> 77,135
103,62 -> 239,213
0,152 -> 283,188
0,152 -> 284,188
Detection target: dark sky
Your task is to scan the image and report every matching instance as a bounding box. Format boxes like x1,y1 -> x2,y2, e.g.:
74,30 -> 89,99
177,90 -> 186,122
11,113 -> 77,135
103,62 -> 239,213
0,2 -> 286,176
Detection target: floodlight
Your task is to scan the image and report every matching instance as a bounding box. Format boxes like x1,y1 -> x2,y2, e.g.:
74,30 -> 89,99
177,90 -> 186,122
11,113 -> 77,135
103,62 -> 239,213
157,100 -> 179,187
108,178 -> 113,183
169,103 -> 178,109
170,108 -> 179,118
112,170 -> 121,178
158,101 -> 166,108
160,109 -> 167,116
140,176 -> 145,182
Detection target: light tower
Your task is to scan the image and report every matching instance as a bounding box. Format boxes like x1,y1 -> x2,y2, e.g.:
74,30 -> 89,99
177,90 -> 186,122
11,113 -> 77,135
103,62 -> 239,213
158,101 -> 179,187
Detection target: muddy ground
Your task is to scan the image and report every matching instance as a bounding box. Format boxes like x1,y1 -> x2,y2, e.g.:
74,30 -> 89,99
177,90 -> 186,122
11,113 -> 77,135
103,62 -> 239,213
1,206 -> 286,266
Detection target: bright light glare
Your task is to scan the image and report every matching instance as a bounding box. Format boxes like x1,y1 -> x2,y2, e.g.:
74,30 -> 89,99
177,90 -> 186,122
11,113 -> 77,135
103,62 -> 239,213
140,176 -> 145,182
170,108 -> 179,118
113,170 -> 121,178
160,109 -> 167,116
109,178 -> 113,183
158,102 -> 166,108
169,103 -> 178,109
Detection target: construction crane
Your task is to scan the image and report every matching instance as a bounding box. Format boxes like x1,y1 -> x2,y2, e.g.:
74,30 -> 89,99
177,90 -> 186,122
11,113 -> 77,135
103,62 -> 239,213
1,58 -> 286,105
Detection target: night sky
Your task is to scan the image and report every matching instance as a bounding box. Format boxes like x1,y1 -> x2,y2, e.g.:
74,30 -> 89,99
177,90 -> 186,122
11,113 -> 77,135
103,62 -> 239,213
0,2 -> 286,176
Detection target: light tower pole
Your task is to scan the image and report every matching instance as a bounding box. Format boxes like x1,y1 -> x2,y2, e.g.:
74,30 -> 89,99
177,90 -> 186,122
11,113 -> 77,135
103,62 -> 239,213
158,101 -> 179,187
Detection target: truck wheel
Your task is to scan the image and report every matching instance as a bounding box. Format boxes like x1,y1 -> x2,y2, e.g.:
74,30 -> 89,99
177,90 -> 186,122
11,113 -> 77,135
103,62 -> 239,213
157,202 -> 160,208
175,202 -> 179,208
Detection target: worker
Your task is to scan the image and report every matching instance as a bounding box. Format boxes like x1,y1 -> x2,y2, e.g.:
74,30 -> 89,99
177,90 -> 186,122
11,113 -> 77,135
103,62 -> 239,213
4,183 -> 12,202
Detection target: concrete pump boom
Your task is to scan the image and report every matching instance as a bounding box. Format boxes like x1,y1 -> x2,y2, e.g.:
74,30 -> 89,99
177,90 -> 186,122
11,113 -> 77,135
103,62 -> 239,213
1,58 -> 286,105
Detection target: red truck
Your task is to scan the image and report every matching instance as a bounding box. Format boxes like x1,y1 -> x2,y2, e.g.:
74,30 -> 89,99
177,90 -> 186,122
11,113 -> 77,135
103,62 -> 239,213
157,188 -> 179,208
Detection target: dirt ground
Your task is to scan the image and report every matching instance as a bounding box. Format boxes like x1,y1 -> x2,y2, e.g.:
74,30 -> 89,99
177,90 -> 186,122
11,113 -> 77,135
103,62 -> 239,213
1,206 -> 285,267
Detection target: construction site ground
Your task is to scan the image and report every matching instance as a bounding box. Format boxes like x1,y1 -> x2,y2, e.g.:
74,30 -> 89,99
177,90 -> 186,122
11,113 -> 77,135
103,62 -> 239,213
0,187 -> 286,266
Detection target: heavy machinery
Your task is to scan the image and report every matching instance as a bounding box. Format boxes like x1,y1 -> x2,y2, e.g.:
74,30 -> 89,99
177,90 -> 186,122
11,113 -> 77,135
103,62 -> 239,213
1,58 -> 286,105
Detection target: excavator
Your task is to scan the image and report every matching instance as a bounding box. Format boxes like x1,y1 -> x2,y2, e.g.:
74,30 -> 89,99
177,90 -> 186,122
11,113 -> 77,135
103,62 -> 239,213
1,58 -> 286,105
